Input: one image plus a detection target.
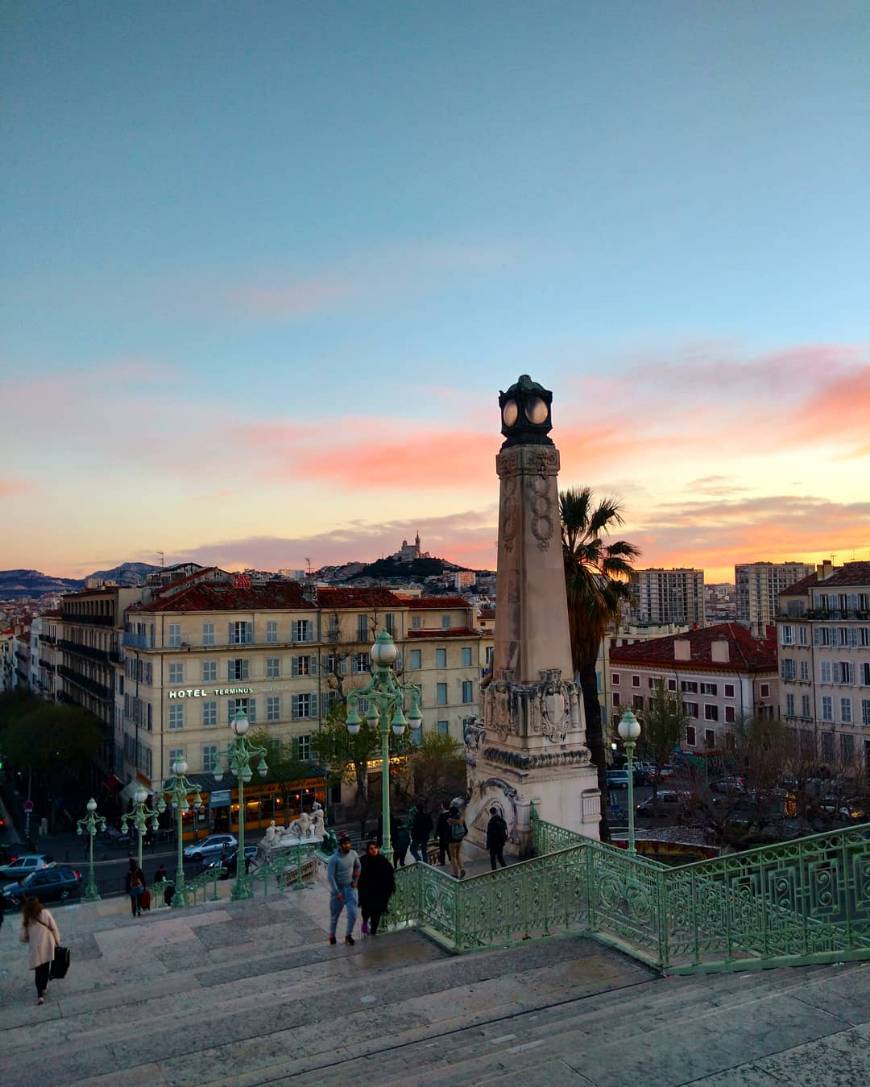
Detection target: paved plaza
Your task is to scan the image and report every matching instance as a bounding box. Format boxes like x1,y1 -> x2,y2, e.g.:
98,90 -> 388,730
0,873 -> 868,1087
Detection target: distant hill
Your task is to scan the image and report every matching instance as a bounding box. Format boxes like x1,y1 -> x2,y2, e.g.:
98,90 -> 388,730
85,562 -> 162,586
348,556 -> 463,580
0,569 -> 83,598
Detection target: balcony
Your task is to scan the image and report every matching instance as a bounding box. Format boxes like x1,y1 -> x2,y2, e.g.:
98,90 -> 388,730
58,664 -> 114,702
61,612 -> 115,628
59,638 -> 116,665
122,632 -> 152,650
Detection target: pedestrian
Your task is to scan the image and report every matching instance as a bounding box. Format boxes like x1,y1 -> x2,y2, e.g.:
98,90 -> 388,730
20,897 -> 60,1006
124,858 -> 137,916
129,866 -> 145,917
486,806 -> 508,870
435,800 -> 451,866
154,863 -> 167,885
326,831 -> 360,946
358,840 -> 395,937
410,804 -> 433,863
446,805 -> 467,878
394,820 -> 411,867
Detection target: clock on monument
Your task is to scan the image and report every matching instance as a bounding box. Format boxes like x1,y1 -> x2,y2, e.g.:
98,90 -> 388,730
498,374 -> 554,447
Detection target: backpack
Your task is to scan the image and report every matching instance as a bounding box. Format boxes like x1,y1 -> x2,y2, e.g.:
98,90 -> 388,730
450,820 -> 467,842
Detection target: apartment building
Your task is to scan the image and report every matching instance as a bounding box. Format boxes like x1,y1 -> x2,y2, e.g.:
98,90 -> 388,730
609,623 -> 778,751
597,621 -> 690,724
736,561 -> 815,635
629,568 -> 705,626
777,562 -> 870,770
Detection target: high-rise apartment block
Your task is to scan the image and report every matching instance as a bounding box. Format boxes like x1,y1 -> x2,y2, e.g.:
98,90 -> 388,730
736,561 -> 815,635
629,568 -> 705,626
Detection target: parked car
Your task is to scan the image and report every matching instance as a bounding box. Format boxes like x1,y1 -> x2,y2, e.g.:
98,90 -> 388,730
204,845 -> 258,879
632,762 -> 654,786
636,791 -> 691,818
183,833 -> 237,862
606,770 -> 631,789
102,825 -> 132,848
1,865 -> 82,908
0,853 -> 54,881
711,777 -> 745,795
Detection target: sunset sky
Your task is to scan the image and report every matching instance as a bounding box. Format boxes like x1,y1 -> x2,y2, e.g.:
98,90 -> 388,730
2,2 -> 869,583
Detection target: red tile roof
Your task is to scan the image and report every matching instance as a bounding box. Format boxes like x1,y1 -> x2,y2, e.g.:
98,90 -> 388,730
778,573 -> 818,598
130,581 -> 315,614
407,627 -> 480,639
410,596 -> 471,610
318,587 -> 406,609
813,562 -> 870,588
610,622 -> 776,672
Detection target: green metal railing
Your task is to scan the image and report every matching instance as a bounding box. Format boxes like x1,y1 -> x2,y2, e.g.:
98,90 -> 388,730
387,808 -> 870,974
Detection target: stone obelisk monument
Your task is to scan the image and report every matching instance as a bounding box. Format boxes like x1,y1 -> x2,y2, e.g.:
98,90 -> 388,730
465,375 -> 601,849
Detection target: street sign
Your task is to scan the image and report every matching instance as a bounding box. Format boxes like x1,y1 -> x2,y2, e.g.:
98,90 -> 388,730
23,800 -> 34,813
210,789 -> 231,808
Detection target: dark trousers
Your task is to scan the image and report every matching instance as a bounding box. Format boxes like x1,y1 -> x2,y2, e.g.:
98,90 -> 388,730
361,907 -> 384,935
438,840 -> 449,865
35,961 -> 51,996
489,844 -> 506,870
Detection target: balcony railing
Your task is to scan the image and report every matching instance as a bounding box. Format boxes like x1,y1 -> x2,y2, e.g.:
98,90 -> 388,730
59,639 -> 116,665
58,664 -> 114,702
61,612 -> 115,627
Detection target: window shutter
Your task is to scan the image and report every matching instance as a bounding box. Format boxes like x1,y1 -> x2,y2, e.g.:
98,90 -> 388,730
248,699 -> 256,723
310,693 -> 318,717
291,657 -> 299,677
310,656 -> 317,675
291,694 -> 299,719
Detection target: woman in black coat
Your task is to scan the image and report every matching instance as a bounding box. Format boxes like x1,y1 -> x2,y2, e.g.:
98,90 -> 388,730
357,840 -> 395,936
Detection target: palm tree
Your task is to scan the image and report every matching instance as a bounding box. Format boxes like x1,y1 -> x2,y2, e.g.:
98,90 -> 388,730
560,487 -> 640,840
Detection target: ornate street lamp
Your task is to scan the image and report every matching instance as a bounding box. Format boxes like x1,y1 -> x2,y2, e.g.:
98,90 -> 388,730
121,786 -> 166,872
346,630 -> 422,861
76,798 -> 106,902
618,709 -> 642,855
213,710 -> 268,900
162,759 -> 203,908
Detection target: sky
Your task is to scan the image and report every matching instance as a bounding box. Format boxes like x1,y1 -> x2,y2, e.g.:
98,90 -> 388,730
1,1 -> 869,583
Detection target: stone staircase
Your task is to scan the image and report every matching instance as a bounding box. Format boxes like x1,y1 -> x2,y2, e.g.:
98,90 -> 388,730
0,884 -> 867,1087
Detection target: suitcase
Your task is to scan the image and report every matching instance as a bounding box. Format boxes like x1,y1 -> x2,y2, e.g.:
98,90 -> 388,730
50,945 -> 71,980
141,889 -> 151,911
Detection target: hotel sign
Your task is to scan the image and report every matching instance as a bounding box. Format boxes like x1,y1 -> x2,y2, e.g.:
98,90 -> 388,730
168,687 -> 254,700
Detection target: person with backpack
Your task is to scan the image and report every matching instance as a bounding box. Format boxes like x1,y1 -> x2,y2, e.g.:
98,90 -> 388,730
485,807 -> 508,870
435,800 -> 451,866
20,897 -> 60,1006
446,805 -> 467,878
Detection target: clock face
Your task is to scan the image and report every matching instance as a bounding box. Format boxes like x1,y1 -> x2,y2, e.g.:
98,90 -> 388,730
524,396 -> 548,424
502,399 -> 519,427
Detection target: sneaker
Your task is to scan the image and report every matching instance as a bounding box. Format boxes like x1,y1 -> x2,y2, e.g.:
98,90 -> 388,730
460,869 -> 466,878
361,920 -> 369,934
345,935 -> 355,946
328,935 -> 337,945
37,997 -> 45,1005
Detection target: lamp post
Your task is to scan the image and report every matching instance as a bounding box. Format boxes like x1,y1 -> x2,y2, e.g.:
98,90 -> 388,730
121,786 -> 166,872
346,630 -> 422,862
76,798 -> 106,902
162,760 -> 203,908
214,710 -> 268,900
618,709 -> 642,855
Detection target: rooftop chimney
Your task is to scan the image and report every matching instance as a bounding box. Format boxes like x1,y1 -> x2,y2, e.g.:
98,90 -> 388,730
674,639 -> 691,661
711,639 -> 730,663
817,560 -> 835,580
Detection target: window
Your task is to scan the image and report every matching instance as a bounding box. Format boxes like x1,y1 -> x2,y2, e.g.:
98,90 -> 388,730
781,624 -> 793,645
612,691 -> 621,707
168,704 -> 184,730
168,663 -> 184,685
266,621 -> 278,644
822,696 -> 833,722
861,699 -> 870,727
683,701 -> 699,718
461,647 -> 472,668
296,735 -> 312,761
461,680 -> 473,703
704,704 -> 719,721
292,655 -> 313,676
838,627 -> 850,647
385,613 -> 396,635
841,697 -> 852,724
228,697 -> 255,723
821,732 -> 834,762
167,623 -> 181,648
435,648 -> 447,669
648,677 -> 656,689
781,659 -> 795,680
436,720 -> 449,737
231,621 -> 253,645
292,693 -> 316,719
836,661 -> 854,685
293,620 -> 312,643
202,622 -> 215,646
863,663 -> 870,686
612,674 -> 620,685
800,660 -> 809,681
411,616 -> 422,629
202,745 -> 218,773
724,683 -> 735,698
860,628 -> 870,648
724,705 -> 735,723
704,729 -> 715,748
801,694 -> 812,719
821,661 -> 832,683
441,615 -> 451,629
760,684 -> 770,698
633,695 -> 644,711
700,682 -> 718,695
266,657 -> 280,679
202,701 -> 217,727
352,652 -> 369,674
632,675 -> 640,687
168,747 -> 185,768
685,725 -> 696,746
786,693 -> 795,716
357,615 -> 369,642
228,659 -> 249,681
409,649 -> 422,670
799,626 -> 808,645
267,696 -> 280,722
668,678 -> 677,692
681,680 -> 698,693
436,683 -> 448,706
842,733 -> 855,764
202,661 -> 217,683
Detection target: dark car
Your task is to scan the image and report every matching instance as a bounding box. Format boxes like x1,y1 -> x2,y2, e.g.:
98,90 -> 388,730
1,864 -> 82,908
636,791 -> 691,819
204,845 -> 258,879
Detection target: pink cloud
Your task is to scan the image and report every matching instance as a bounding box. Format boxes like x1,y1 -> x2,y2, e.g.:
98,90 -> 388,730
0,477 -> 31,497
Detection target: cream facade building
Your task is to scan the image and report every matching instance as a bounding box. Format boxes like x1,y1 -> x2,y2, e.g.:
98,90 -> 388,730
629,568 -> 706,627
737,561 -> 814,636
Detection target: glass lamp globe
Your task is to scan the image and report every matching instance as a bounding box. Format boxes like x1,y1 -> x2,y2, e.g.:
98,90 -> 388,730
617,709 -> 642,742
134,787 -> 148,807
370,630 -> 398,667
232,711 -> 250,737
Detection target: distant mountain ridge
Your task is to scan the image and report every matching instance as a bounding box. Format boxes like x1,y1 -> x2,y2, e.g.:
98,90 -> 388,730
0,562 -> 162,599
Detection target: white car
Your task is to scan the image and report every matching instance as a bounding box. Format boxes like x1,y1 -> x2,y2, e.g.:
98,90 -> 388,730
0,853 -> 55,880
183,834 -> 237,861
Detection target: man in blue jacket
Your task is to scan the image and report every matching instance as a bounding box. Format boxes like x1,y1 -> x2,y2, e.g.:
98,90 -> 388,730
326,832 -> 361,946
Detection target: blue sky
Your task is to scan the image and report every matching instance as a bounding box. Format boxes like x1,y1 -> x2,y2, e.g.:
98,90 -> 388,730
2,2 -> 869,577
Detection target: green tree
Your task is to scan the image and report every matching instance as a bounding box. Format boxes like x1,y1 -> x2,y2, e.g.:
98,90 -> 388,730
0,696 -> 102,775
638,681 -> 687,797
561,487 -> 640,840
247,728 -> 314,786
404,732 -> 467,810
